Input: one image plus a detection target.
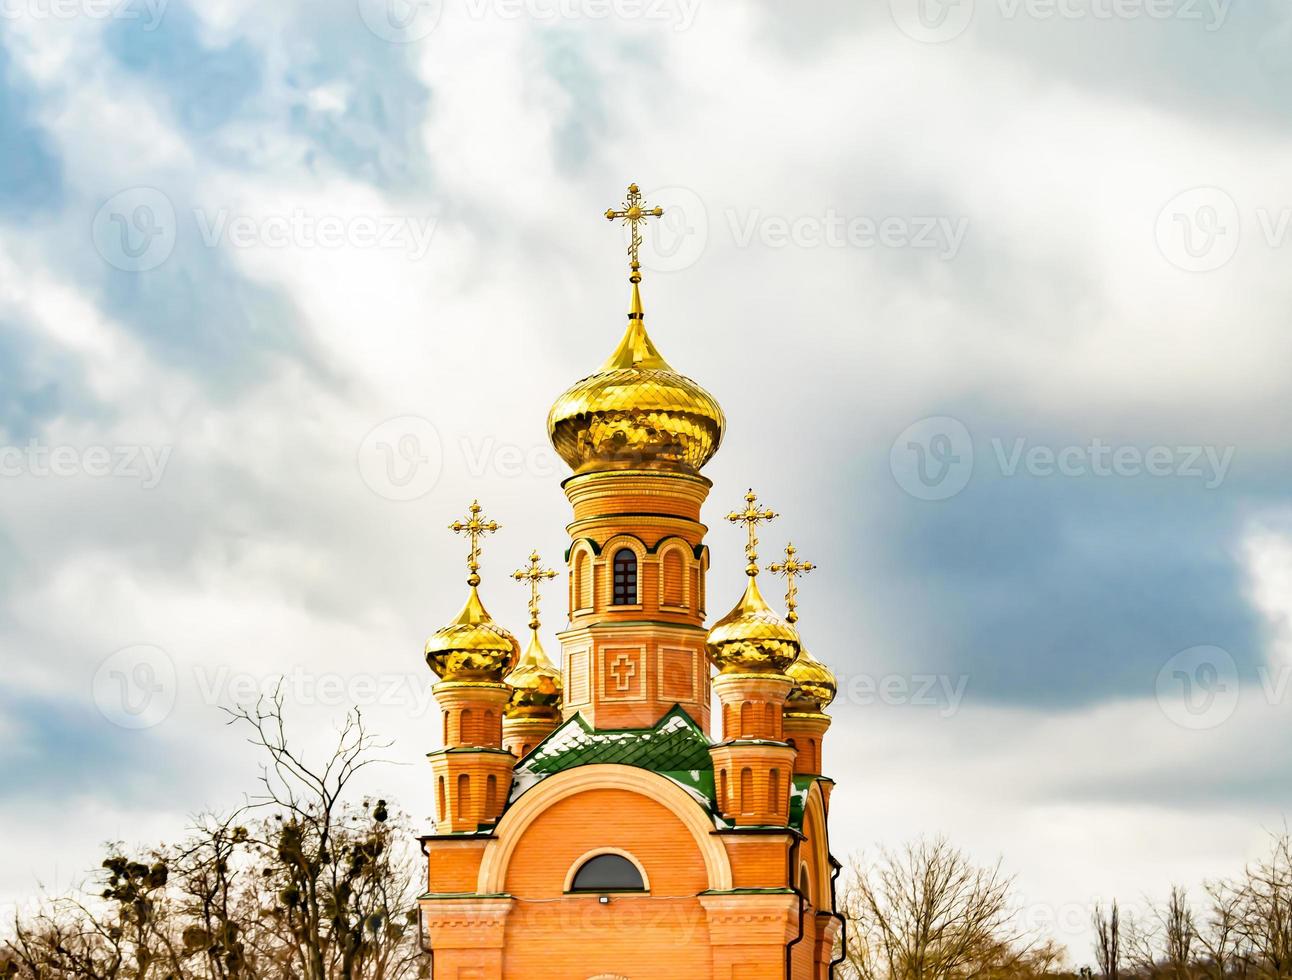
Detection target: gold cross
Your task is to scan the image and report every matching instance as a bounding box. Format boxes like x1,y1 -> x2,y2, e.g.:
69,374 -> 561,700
512,550 -> 557,631
769,543 -> 815,624
605,182 -> 664,284
727,489 -> 778,577
449,500 -> 500,587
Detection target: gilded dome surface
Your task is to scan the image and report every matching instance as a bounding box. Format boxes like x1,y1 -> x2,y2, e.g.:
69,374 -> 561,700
786,647 -> 837,711
547,297 -> 725,475
706,576 -> 801,675
503,630 -> 563,718
425,587 -> 519,683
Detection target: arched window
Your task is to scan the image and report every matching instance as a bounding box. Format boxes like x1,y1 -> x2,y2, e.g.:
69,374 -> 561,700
576,551 -> 592,609
612,549 -> 638,605
455,773 -> 470,819
569,853 -> 646,892
662,549 -> 685,607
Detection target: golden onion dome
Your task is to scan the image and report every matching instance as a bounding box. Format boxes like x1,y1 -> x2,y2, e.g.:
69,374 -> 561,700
425,586 -> 519,683
786,646 -> 837,712
503,630 -> 563,719
706,575 -> 801,675
547,285 -> 725,476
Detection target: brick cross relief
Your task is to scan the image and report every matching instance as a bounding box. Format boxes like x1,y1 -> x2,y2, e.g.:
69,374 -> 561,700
609,652 -> 638,692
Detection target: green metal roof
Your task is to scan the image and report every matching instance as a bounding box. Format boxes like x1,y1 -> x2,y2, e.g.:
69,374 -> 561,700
506,706 -> 823,833
510,705 -> 716,807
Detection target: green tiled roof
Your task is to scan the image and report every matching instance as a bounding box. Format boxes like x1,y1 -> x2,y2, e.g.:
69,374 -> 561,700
507,706 -> 823,833
511,706 -> 716,806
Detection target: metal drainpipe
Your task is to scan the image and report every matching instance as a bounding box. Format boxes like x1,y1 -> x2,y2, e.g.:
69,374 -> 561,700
784,834 -> 807,980
418,838 -> 435,978
828,855 -> 847,978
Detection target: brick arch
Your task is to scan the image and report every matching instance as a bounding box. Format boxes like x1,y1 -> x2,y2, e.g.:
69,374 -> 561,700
598,535 -> 648,609
570,541 -> 596,613
800,781 -> 832,913
477,764 -> 733,893
656,539 -> 690,610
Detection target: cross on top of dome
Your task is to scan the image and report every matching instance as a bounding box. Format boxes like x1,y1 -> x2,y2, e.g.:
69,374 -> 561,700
604,182 -> 664,288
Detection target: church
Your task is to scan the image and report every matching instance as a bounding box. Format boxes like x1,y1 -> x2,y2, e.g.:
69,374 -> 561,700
418,185 -> 842,979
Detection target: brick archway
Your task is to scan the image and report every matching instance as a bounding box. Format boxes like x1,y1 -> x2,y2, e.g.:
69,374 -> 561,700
477,764 -> 733,893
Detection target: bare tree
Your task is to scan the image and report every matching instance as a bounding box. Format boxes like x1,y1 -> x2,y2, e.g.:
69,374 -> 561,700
838,837 -> 1051,980
1,687 -> 426,980
1161,888 -> 1197,980
1230,830 -> 1292,980
1095,900 -> 1121,980
1197,880 -> 1247,980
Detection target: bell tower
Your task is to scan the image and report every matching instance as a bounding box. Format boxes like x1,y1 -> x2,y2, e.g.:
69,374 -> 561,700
546,184 -> 725,732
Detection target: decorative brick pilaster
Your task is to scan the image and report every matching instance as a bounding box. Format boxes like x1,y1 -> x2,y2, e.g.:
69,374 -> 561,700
418,896 -> 513,980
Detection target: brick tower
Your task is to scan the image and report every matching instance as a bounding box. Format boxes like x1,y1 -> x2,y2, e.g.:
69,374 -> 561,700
419,183 -> 842,979
501,551 -> 563,759
424,501 -> 518,834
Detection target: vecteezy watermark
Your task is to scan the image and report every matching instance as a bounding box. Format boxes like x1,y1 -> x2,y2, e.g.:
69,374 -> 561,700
357,416 -> 444,502
890,0 -> 1229,42
92,188 -> 440,271
834,671 -> 971,717
1153,187 -> 1292,273
990,437 -> 1233,488
609,186 -> 970,273
93,645 -> 177,729
192,209 -> 437,260
0,441 -> 172,488
0,0 -> 167,29
92,187 -> 177,273
461,0 -> 700,30
890,0 -> 976,43
357,0 -> 699,39
1155,645 -> 1239,730
357,0 -> 443,41
1155,187 -> 1241,272
890,417 -> 975,501
1154,648 -> 1292,730
727,210 -> 969,260
194,666 -> 440,718
891,417 -> 1235,500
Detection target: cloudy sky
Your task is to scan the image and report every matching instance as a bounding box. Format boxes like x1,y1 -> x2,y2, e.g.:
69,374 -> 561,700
3,0 -> 1292,960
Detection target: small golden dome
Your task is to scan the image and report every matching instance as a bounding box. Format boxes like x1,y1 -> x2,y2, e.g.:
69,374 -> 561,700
425,586 -> 519,683
547,287 -> 725,476
786,647 -> 837,711
503,629 -> 563,719
706,575 -> 801,674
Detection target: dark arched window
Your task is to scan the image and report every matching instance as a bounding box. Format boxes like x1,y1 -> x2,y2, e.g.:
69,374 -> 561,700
569,853 -> 645,892
612,548 -> 638,605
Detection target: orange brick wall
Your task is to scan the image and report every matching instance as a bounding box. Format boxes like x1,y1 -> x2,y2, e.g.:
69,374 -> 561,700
500,787 -> 713,978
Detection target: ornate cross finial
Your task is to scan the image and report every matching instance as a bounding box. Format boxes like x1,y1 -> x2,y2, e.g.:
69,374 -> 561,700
727,489 -> 778,577
448,500 -> 500,587
605,182 -> 663,286
512,550 -> 557,631
769,543 -> 816,624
